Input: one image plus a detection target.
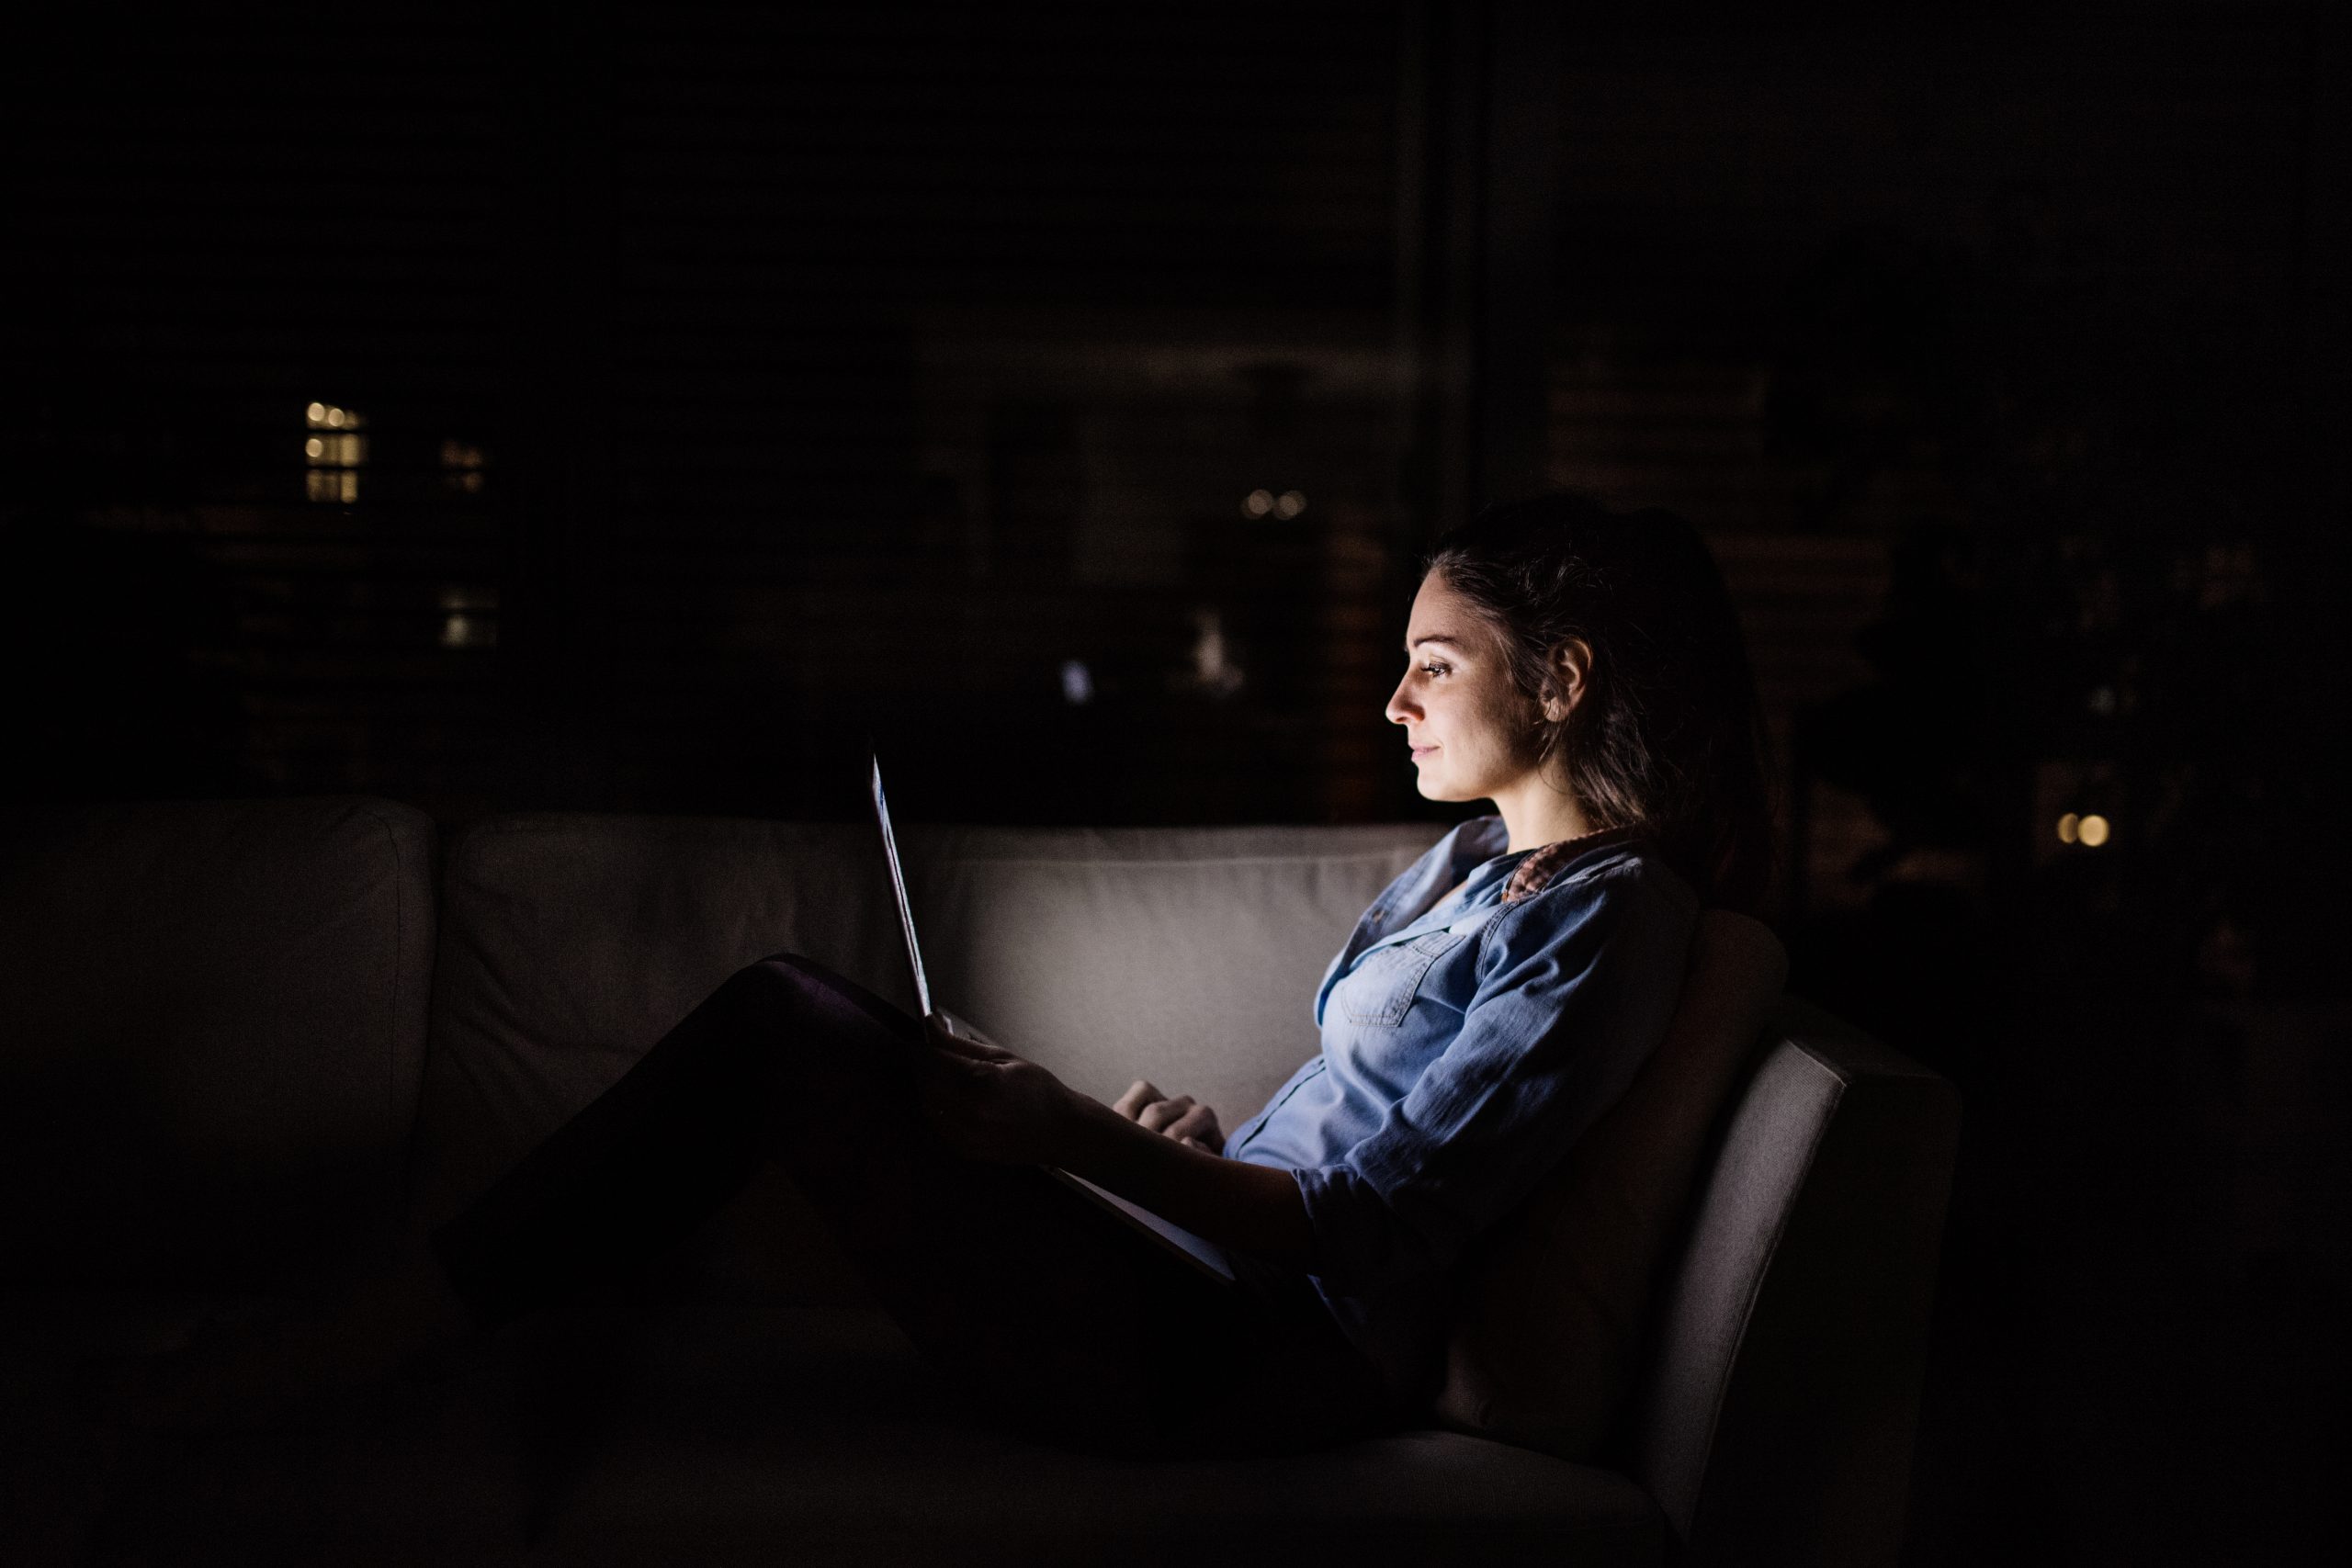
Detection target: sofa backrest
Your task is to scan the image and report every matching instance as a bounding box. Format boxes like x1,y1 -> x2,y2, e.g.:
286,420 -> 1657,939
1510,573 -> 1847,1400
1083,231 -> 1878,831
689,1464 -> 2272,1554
905,823 -> 1443,1119
1628,998 -> 1960,1568
0,797 -> 435,1288
410,815 -> 903,1235
409,814 -> 1442,1295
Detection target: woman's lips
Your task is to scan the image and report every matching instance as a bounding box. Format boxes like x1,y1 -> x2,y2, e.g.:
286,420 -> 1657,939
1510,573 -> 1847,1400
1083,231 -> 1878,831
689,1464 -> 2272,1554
1410,744 -> 1440,760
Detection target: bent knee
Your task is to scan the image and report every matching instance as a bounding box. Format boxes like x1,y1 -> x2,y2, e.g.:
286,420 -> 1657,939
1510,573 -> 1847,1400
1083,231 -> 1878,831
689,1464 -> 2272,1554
750,951 -> 846,987
722,953 -> 915,1041
714,953 -> 840,1010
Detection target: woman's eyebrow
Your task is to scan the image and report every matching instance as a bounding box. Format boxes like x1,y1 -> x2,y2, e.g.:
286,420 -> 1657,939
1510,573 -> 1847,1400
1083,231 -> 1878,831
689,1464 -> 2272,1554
1408,633 -> 1465,651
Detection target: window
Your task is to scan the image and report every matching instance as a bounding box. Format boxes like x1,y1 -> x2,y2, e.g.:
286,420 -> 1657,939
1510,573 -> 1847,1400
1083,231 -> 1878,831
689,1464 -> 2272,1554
303,401 -> 366,502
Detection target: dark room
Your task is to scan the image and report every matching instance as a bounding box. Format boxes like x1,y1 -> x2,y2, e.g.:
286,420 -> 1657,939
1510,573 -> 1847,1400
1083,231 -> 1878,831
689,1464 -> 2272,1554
3,2 -> 2344,1563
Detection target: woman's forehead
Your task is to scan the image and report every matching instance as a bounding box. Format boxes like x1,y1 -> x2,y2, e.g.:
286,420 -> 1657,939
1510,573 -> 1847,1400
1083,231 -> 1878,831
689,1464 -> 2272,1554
1406,574 -> 1487,649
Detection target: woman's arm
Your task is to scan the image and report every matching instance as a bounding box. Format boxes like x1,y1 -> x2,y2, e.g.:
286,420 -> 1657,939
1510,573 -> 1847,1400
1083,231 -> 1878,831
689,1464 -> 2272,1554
1056,1095 -> 1314,1264
916,1019 -> 1314,1265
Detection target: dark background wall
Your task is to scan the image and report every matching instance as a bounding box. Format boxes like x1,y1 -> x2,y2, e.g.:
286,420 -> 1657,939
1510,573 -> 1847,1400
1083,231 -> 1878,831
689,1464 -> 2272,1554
5,2 -> 2344,1560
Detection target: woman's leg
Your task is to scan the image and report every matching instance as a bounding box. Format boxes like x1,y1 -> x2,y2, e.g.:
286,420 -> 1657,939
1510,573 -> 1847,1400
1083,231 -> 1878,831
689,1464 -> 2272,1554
431,954 -> 1398,1456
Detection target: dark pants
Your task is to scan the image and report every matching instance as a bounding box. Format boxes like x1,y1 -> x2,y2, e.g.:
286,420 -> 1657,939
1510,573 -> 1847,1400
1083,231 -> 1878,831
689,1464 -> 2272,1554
430,954 -> 1399,1458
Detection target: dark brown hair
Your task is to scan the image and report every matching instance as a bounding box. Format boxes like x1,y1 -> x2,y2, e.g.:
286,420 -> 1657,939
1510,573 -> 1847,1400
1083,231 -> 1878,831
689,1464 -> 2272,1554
1425,492 -> 1776,913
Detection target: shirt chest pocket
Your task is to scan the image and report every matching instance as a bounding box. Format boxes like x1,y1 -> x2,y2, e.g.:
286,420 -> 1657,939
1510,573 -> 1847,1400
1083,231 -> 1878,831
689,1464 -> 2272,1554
1338,927 -> 1473,1028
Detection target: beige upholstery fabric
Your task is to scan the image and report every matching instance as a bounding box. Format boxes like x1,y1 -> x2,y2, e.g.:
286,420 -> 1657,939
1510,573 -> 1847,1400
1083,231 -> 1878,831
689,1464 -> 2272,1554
907,824 -> 1442,1130
0,798 -> 435,1287
1435,910 -> 1789,1461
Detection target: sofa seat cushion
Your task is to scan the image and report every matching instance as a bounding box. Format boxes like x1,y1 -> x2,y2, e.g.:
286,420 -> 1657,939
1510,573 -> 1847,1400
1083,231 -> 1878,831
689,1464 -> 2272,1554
533,1303 -> 1664,1567
90,1364 -> 532,1568
1,1288 -> 284,1567
0,1287 -> 531,1568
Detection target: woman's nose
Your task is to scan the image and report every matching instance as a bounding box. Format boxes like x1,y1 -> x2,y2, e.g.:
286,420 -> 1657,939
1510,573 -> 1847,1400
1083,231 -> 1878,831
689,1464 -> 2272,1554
1385,675 -> 1419,726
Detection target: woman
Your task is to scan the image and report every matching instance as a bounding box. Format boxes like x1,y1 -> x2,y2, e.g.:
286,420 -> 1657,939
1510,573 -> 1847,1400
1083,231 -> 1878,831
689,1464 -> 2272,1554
128,492 -> 1771,1461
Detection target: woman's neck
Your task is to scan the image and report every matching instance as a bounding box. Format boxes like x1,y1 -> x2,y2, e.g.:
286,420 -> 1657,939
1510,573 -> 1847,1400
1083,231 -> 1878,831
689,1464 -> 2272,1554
1487,769 -> 1594,853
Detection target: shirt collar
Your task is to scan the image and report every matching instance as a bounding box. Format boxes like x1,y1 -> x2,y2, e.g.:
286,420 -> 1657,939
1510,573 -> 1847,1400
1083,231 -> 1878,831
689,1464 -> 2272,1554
1500,823 -> 1644,902
1435,816 -> 1642,908
1363,817 -> 1643,955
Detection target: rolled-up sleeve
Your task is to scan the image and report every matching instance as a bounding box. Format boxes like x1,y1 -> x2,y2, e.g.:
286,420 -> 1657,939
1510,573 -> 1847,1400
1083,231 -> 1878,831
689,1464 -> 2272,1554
1291,863 -> 1692,1298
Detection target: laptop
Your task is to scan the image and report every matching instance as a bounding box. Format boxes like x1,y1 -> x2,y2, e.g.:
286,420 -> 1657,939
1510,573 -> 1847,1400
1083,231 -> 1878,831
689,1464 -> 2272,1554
868,753 -> 1238,1288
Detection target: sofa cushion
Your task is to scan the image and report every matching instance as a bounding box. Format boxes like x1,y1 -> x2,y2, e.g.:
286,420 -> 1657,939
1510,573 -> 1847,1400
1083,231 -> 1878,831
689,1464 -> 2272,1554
89,1388 -> 531,1568
0,798 -> 435,1288
408,816 -> 906,1303
907,824 -> 1442,1129
0,1287 -> 296,1568
0,1286 -> 531,1568
529,1301 -> 1664,1568
1434,910 -> 1788,1461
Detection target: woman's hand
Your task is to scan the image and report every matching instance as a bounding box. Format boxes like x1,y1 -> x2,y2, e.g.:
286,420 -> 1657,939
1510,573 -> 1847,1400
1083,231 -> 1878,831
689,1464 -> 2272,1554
1112,1079 -> 1227,1154
916,1015 -> 1081,1166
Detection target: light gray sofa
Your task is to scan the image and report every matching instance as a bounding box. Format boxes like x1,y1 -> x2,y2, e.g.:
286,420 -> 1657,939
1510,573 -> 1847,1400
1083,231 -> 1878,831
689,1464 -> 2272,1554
0,797 -> 1958,1566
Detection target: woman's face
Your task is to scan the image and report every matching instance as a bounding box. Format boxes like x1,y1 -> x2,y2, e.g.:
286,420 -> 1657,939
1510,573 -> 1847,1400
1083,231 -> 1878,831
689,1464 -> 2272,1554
1385,572 -> 1546,804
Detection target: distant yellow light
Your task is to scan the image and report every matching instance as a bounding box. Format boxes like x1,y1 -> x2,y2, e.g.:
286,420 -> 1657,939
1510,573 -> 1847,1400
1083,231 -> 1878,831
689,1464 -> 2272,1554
1242,489 -> 1273,519
2057,812 -> 2079,844
305,436 -> 324,458
2077,814 -> 2110,847
306,401 -> 327,423
325,407 -> 345,427
1274,489 -> 1306,520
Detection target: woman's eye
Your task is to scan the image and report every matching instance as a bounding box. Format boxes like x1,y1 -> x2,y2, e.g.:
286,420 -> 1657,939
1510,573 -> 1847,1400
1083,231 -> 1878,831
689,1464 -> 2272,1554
1419,661 -> 1450,678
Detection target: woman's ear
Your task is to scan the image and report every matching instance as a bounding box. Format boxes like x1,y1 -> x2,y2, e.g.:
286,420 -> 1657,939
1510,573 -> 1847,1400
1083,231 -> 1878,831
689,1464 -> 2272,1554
1543,637 -> 1592,723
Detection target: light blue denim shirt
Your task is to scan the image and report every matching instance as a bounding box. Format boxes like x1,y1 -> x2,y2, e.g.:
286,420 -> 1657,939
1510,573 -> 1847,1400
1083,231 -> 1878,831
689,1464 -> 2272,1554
1225,815 -> 1698,1396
